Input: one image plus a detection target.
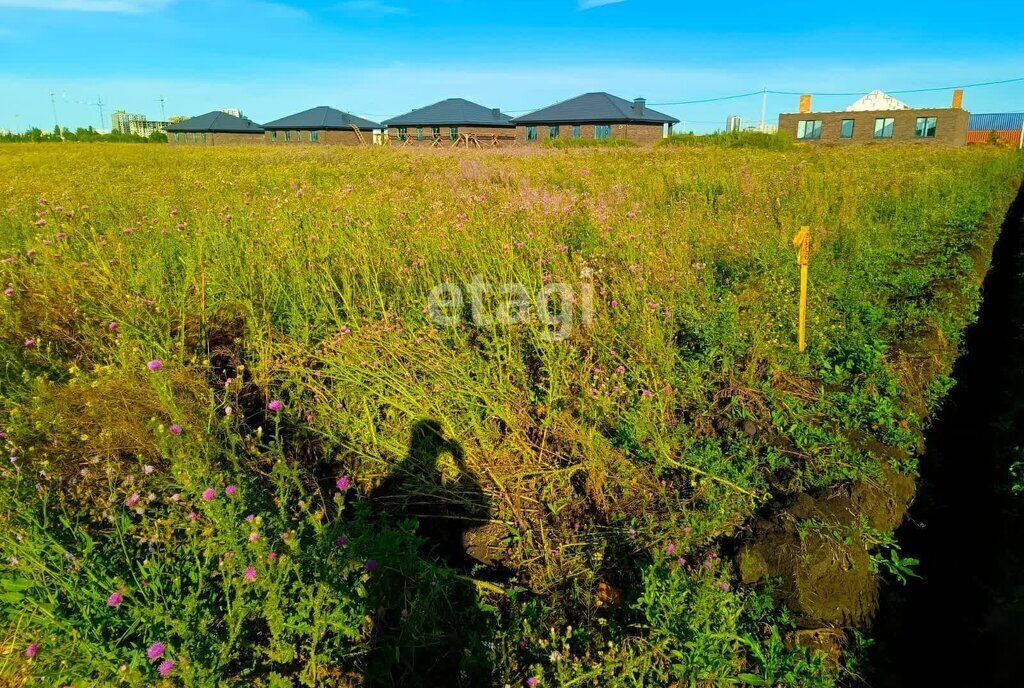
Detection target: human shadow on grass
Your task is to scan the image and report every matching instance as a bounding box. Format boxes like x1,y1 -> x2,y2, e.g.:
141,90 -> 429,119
364,420 -> 495,687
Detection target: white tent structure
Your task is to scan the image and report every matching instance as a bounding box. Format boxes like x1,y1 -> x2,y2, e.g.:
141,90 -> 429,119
845,90 -> 911,112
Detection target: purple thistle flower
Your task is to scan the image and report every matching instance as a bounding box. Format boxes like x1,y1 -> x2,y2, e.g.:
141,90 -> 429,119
225,484 -> 237,495
187,511 -> 198,521
718,581 -> 731,591
666,542 -> 676,556
202,488 -> 216,502
527,678 -> 539,687
248,532 -> 260,542
267,399 -> 283,412
25,643 -> 39,658
336,535 -> 347,547
23,338 -> 36,348
147,359 -> 163,372
642,389 -> 654,398
246,514 -> 255,523
125,493 -> 141,508
158,659 -> 175,676
365,559 -> 378,572
147,642 -> 165,660
336,476 -> 351,491
107,591 -> 123,607
108,321 -> 119,331
168,425 -> 182,436
244,566 -> 257,582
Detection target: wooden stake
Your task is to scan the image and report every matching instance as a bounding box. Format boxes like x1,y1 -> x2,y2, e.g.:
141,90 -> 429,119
792,226 -> 810,352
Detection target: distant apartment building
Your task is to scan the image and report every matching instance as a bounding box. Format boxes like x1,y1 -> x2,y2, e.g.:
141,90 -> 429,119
778,90 -> 970,146
217,108 -> 243,118
726,115 -> 742,133
511,93 -> 678,144
111,110 -> 170,137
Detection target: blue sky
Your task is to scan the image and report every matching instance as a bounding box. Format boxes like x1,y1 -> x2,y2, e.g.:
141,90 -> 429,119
0,0 -> 1022,133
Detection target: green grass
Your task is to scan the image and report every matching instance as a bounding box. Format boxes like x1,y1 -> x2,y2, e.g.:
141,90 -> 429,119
0,143 -> 1021,686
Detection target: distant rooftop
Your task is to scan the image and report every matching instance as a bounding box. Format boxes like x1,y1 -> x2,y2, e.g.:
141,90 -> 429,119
263,106 -> 381,131
512,92 -> 679,125
383,98 -> 514,127
166,111 -> 263,133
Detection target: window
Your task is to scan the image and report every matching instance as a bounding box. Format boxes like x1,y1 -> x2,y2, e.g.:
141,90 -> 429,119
191,132 -> 198,143
549,125 -> 559,139
284,131 -> 291,142
796,120 -> 822,140
417,128 -> 423,141
173,133 -> 179,143
594,124 -> 612,139
450,126 -> 458,141
839,119 -> 855,139
397,127 -> 407,141
526,126 -> 537,141
310,131 -> 319,142
572,125 -> 581,139
432,126 -> 440,139
874,117 -> 895,139
201,133 -> 207,144
270,131 -> 277,142
915,116 -> 937,138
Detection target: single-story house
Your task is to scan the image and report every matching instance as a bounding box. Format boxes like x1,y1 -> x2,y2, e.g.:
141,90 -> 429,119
511,93 -> 678,144
778,90 -> 970,146
382,98 -> 515,146
166,111 -> 265,146
262,106 -> 382,145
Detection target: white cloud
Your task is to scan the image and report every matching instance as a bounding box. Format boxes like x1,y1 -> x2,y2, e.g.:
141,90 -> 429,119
335,0 -> 408,15
0,0 -> 172,11
578,0 -> 625,9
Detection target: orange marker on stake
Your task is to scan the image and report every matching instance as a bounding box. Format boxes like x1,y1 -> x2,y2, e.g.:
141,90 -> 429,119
792,226 -> 810,352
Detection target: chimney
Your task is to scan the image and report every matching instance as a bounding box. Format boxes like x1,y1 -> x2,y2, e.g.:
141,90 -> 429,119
799,94 -> 812,114
634,97 -> 646,115
492,108 -> 501,119
952,89 -> 964,109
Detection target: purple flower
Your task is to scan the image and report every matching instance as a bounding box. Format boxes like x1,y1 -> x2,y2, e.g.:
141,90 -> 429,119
125,493 -> 141,508
187,511 -> 198,521
267,552 -> 277,562
527,678 -> 539,687
107,591 -> 123,607
143,464 -> 154,475
246,514 -> 255,523
147,359 -> 163,372
336,535 -> 347,547
147,642 -> 165,660
244,566 -> 257,582
718,581 -> 731,591
642,389 -> 654,398
267,399 -> 283,412
25,643 -> 39,658
202,488 -> 216,502
248,531 -> 260,542
108,321 -> 119,331
158,659 -> 175,676
365,559 -> 378,572
23,338 -> 36,348
666,542 -> 676,556
168,425 -> 182,436
225,484 -> 237,495
336,476 -> 351,491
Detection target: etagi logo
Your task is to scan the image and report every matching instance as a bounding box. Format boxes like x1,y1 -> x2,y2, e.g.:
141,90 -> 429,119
427,272 -> 595,341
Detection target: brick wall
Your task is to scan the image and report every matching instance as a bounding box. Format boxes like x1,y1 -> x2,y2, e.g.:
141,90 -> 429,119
386,125 -> 516,146
516,122 -> 666,144
778,108 -> 970,146
167,132 -> 265,146
264,129 -> 371,145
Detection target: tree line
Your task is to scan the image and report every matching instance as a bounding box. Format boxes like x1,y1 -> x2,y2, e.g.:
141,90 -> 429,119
0,126 -> 167,144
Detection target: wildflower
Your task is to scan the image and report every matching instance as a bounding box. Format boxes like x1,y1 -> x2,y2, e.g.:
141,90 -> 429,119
677,557 -> 687,566
246,514 -> 255,523
281,531 -> 291,540
336,476 -> 351,491
365,559 -> 378,572
336,535 -> 347,547
666,542 -> 676,556
224,406 -> 233,416
143,465 -> 154,475
642,389 -> 654,398
610,300 -> 618,308
108,322 -> 119,331
147,359 -> 163,372
170,208 -> 178,216
527,678 -> 539,687
147,642 -> 165,660
718,581 -> 730,591
225,484 -> 237,495
202,488 -> 216,502
125,493 -> 141,508
3,287 -> 13,297
107,591 -> 123,607
187,512 -> 197,521
244,566 -> 257,582
267,399 -> 283,412
248,532 -> 260,542
683,526 -> 692,535
168,425 -> 182,436
158,659 -> 175,676
24,338 -> 36,348
267,552 -> 277,562
25,643 -> 39,658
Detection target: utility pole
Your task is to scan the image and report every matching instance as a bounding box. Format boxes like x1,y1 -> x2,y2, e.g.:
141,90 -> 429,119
50,91 -> 60,132
96,96 -> 105,130
759,87 -> 767,133
159,95 -> 166,121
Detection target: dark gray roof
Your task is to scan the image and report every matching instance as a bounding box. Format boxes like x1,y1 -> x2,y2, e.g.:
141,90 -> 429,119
166,111 -> 264,133
511,92 -> 679,125
263,106 -> 382,131
383,98 -> 514,127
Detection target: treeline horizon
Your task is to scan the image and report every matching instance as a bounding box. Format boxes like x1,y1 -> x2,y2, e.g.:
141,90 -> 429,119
0,125 -> 167,144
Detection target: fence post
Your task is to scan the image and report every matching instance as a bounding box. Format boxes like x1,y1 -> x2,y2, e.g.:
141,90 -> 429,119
793,226 -> 811,352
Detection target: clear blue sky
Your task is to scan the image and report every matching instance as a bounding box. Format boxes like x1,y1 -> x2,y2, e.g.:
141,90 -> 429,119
1,0 -> 1022,133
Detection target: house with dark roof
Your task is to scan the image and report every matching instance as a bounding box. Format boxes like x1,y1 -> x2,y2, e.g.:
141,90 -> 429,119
166,111 -> 265,146
511,93 -> 678,144
262,106 -> 382,146
382,98 -> 515,146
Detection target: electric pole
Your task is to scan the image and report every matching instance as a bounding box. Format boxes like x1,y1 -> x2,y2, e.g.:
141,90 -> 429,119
96,96 -> 105,130
759,87 -> 767,133
50,91 -> 60,132
159,95 -> 166,121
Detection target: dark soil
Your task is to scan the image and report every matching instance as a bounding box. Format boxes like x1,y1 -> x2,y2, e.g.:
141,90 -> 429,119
867,181 -> 1024,687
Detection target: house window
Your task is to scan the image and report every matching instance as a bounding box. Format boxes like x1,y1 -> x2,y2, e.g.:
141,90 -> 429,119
874,117 -> 895,139
191,132 -> 198,143
572,125 -> 581,139
202,133 -> 207,144
270,131 -> 277,142
796,120 -> 822,140
915,117 -> 937,138
284,131 -> 291,142
450,126 -> 458,141
173,133 -> 179,143
397,127 -> 407,141
526,126 -> 537,141
310,131 -> 319,142
549,125 -> 559,138
432,126 -> 440,139
839,119 -> 855,139
417,128 -> 423,141
594,124 -> 612,139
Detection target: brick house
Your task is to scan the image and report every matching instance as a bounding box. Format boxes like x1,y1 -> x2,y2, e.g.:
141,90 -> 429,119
166,111 -> 264,146
382,99 -> 515,146
778,90 -> 970,146
262,106 -> 382,145
511,93 -> 678,144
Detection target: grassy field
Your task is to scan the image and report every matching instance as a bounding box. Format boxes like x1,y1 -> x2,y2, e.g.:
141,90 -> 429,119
0,143 -> 1021,686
